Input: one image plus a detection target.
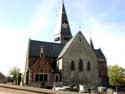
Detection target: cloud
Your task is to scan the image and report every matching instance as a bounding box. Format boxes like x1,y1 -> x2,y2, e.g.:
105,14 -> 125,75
0,27 -> 27,75
24,0 -> 59,38
0,0 -> 59,75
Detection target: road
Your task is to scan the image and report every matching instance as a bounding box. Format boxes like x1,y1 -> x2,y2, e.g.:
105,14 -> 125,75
0,84 -> 77,94
0,87 -> 42,94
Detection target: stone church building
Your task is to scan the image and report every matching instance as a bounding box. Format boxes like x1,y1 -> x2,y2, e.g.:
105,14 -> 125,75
24,1 -> 108,88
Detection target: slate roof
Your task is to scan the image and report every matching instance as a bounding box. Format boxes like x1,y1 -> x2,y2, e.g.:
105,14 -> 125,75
60,3 -> 72,36
29,40 -> 64,57
95,48 -> 106,60
54,1 -> 72,38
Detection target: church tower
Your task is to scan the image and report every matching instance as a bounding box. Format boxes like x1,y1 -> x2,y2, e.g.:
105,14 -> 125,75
54,0 -> 72,44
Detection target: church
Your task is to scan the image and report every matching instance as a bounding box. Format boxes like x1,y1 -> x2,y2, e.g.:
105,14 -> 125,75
24,1 -> 108,88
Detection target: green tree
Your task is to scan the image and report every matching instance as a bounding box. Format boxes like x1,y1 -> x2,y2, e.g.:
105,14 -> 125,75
108,65 -> 125,86
8,67 -> 21,85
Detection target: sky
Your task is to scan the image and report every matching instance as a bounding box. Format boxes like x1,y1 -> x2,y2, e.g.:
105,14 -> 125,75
0,0 -> 125,75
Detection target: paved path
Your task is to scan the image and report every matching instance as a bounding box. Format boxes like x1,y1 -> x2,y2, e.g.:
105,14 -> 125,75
0,87 -> 42,94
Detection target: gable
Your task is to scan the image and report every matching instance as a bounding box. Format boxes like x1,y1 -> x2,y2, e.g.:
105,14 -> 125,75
58,31 -> 96,59
31,56 -> 52,73
57,31 -> 99,85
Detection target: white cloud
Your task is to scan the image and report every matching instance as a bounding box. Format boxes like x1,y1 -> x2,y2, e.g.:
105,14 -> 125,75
0,28 -> 27,75
0,0 -> 59,75
25,0 -> 59,38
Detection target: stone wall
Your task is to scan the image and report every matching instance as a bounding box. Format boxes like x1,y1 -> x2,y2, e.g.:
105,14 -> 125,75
59,32 -> 99,86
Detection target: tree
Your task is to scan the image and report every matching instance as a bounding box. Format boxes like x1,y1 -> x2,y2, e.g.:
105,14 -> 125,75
108,65 -> 125,86
8,67 -> 21,85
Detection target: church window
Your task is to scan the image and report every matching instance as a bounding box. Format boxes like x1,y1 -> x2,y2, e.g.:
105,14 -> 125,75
44,74 -> 48,82
79,37 -> 81,43
55,74 -> 60,82
87,61 -> 91,71
35,73 -> 48,82
71,61 -> 75,71
35,74 -> 39,81
56,75 -> 59,81
63,20 -> 68,23
40,74 -> 43,81
79,59 -> 83,71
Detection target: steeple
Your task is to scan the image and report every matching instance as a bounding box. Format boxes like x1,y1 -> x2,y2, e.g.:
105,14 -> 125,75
88,28 -> 94,50
54,0 -> 72,44
90,38 -> 94,50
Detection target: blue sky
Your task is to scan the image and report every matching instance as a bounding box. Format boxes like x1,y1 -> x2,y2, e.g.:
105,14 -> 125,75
0,0 -> 125,75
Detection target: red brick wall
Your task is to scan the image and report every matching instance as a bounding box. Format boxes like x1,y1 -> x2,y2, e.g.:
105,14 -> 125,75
98,60 -> 108,76
30,55 -> 57,82
29,56 -> 38,67
98,60 -> 109,86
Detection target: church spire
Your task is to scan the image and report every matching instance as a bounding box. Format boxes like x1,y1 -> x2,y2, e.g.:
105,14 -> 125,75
88,27 -> 94,50
54,0 -> 72,44
90,38 -> 94,50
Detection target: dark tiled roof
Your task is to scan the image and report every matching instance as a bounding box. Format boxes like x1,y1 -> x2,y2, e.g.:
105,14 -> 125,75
95,49 -> 106,60
29,40 -> 64,57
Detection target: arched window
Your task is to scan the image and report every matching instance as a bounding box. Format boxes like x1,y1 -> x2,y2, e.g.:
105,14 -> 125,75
79,59 -> 83,71
71,61 -> 75,71
87,61 -> 91,71
55,74 -> 60,82
79,37 -> 81,43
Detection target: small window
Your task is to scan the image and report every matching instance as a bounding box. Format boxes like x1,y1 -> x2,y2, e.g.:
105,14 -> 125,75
79,59 -> 83,71
55,75 -> 60,82
54,37 -> 60,41
35,74 -> 39,81
87,62 -> 91,71
63,37 -> 69,40
35,74 -> 48,82
62,23 -> 68,28
63,20 -> 68,23
79,37 -> 81,43
44,74 -> 48,82
40,74 -> 43,81
71,61 -> 75,71
56,75 -> 59,81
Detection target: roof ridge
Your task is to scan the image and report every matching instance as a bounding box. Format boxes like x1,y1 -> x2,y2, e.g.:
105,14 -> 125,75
30,39 -> 64,45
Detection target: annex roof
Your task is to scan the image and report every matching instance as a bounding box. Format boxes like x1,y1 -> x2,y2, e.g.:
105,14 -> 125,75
95,48 -> 106,60
29,40 -> 64,57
